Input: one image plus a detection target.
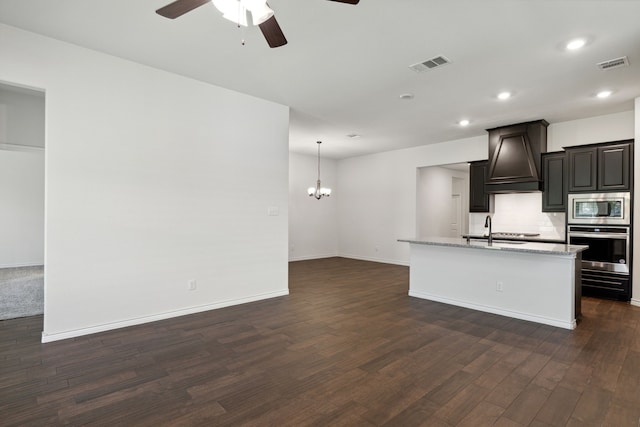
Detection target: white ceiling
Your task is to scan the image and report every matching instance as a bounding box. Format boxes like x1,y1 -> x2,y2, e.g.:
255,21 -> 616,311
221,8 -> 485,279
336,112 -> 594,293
0,0 -> 639,159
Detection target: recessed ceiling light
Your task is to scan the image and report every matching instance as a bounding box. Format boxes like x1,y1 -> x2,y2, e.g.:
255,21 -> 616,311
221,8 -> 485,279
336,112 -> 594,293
566,38 -> 586,50
596,90 -> 612,99
399,93 -> 414,100
459,119 -> 470,126
497,91 -> 511,100
347,133 -> 361,139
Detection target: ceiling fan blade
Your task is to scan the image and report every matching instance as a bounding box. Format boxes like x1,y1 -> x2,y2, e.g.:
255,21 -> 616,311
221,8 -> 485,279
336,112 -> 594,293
327,0 -> 360,4
259,16 -> 288,48
156,0 -> 211,19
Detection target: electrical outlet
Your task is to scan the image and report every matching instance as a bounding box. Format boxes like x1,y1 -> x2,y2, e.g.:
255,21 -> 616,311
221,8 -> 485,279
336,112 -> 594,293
188,279 -> 197,291
496,281 -> 503,292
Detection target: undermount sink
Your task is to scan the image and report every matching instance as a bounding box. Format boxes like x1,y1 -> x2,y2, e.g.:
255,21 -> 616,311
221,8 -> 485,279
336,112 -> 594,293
467,239 -> 526,249
468,238 -> 526,246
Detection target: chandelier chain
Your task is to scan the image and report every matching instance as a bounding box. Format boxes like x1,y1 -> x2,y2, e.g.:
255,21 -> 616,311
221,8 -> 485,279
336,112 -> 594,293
317,141 -> 321,181
307,140 -> 331,200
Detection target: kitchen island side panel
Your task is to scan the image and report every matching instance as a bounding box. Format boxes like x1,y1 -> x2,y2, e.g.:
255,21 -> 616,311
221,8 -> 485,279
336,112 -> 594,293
408,244 -> 578,329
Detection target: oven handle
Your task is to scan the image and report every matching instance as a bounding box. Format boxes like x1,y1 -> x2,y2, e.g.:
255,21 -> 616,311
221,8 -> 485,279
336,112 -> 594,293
568,233 -> 629,239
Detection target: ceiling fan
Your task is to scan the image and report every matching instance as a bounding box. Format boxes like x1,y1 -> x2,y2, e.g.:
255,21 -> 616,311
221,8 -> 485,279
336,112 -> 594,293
156,0 -> 359,48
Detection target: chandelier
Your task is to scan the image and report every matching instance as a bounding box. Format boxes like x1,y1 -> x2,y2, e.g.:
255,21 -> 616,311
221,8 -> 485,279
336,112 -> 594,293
212,0 -> 274,26
308,141 -> 332,200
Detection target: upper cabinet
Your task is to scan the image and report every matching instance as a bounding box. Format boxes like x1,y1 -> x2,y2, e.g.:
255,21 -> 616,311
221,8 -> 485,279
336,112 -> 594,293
598,143 -> 632,191
541,151 -> 567,212
566,146 -> 597,192
469,160 -> 491,212
566,140 -> 633,193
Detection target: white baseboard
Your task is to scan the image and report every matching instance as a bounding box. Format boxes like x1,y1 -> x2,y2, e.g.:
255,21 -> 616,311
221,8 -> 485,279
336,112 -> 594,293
631,298 -> 640,307
409,290 -> 576,330
288,253 -> 339,262
288,253 -> 408,266
0,262 -> 44,269
338,254 -> 409,267
0,142 -> 44,152
41,289 -> 289,343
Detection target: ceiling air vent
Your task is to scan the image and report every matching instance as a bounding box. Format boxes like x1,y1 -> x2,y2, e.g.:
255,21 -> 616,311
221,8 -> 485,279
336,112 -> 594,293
597,56 -> 629,70
409,55 -> 451,72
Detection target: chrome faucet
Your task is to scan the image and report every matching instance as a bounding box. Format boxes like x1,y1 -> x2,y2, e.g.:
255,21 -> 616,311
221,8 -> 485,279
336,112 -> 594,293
484,215 -> 492,246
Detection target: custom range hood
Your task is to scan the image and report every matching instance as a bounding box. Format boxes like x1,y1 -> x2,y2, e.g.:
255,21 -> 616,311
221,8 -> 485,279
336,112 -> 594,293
485,120 -> 548,193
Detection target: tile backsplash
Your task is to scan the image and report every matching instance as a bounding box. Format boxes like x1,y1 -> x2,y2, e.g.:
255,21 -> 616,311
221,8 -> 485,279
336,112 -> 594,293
469,193 -> 566,240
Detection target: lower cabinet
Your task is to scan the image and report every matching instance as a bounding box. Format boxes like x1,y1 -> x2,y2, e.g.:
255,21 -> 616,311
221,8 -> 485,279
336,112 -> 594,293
582,270 -> 630,301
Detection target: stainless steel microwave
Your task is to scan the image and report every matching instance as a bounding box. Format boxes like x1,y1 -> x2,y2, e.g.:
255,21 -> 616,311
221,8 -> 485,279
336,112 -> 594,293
568,192 -> 631,225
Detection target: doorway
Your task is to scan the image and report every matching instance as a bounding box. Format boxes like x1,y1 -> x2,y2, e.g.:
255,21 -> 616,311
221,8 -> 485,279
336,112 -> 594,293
449,176 -> 465,237
0,82 -> 45,320
417,163 -> 470,238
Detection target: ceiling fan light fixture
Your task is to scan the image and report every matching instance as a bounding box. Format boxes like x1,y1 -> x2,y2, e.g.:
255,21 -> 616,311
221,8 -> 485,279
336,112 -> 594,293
251,5 -> 274,25
213,0 -> 246,25
212,0 -> 273,26
244,0 -> 274,24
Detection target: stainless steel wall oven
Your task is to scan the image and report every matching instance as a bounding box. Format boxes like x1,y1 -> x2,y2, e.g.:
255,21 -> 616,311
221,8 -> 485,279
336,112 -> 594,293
568,226 -> 629,273
567,192 -> 631,300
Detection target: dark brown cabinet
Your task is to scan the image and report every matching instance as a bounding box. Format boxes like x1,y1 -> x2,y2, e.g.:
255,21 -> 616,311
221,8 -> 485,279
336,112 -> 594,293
469,160 -> 491,212
582,270 -> 630,301
598,143 -> 632,191
567,146 -> 597,192
566,140 -> 632,193
541,151 -> 567,212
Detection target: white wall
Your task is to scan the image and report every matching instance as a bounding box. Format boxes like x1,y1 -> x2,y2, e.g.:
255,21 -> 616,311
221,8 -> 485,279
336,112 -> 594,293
0,84 -> 45,148
0,24 -> 290,342
337,137 -> 487,265
0,148 -> 44,267
417,166 -> 469,238
548,110 -> 634,151
335,111 -> 635,266
289,152 -> 338,260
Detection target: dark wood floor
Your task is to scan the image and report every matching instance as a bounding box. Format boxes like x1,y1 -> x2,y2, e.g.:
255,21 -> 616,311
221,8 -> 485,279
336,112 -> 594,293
1,257 -> 640,426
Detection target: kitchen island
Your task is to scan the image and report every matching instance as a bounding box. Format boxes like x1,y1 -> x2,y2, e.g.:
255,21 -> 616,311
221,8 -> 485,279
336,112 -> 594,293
398,237 -> 588,329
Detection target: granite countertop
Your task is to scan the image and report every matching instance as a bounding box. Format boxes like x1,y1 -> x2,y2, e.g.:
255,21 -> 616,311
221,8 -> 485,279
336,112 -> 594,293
398,237 -> 588,256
